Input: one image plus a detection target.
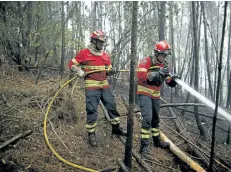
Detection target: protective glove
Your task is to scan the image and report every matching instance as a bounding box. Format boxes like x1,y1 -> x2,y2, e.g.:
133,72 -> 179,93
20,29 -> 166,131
159,68 -> 170,77
171,74 -> 180,81
77,69 -> 85,78
147,71 -> 161,82
71,66 -> 85,78
167,74 -> 180,87
106,67 -> 119,76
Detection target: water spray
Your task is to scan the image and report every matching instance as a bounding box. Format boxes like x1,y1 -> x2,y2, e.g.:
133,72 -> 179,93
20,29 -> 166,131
175,78 -> 231,122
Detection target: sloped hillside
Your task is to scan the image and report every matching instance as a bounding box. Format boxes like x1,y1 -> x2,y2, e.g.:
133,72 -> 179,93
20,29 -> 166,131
0,66 -> 231,172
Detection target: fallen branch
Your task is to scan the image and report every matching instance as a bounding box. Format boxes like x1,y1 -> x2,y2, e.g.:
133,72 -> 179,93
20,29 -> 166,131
160,98 -> 210,168
117,159 -> 129,172
174,108 -> 229,132
160,103 -> 206,108
174,107 -> 225,121
99,167 -> 117,172
160,133 -> 206,172
161,123 -> 231,171
143,157 -> 180,172
0,130 -> 32,150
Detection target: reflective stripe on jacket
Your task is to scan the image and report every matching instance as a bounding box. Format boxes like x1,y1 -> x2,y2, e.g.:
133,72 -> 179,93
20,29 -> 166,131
85,79 -> 109,89
137,56 -> 172,99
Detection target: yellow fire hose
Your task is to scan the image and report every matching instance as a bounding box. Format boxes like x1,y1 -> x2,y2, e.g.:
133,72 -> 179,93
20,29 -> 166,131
44,68 -> 207,171
43,75 -> 99,172
43,69 -> 126,172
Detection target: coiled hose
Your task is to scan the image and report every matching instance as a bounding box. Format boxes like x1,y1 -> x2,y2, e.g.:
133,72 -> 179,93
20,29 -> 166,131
43,69 -> 128,171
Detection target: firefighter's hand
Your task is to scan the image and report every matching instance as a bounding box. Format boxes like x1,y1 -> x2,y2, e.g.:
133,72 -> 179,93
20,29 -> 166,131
147,71 -> 161,82
77,69 -> 85,78
171,74 -> 180,81
159,68 -> 170,77
167,74 -> 180,87
71,66 -> 85,78
106,67 -> 118,76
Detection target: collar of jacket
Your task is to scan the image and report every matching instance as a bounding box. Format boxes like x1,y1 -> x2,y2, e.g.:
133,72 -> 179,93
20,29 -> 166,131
150,55 -> 168,66
88,43 -> 103,56
150,55 -> 161,65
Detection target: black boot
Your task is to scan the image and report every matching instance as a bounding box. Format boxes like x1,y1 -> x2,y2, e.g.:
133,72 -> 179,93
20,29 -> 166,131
112,124 -> 127,136
139,139 -> 149,156
153,135 -> 170,149
88,132 -> 97,147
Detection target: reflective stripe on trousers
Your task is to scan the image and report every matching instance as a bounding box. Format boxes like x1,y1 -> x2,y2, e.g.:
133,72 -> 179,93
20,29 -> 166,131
141,128 -> 150,139
151,128 -> 160,136
110,117 -> 120,125
86,123 -> 97,133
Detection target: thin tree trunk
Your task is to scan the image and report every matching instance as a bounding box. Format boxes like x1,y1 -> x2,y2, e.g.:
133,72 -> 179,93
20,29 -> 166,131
91,1 -> 97,31
98,2 -> 103,29
34,2 -> 41,64
123,1 -> 138,169
201,2 -> 214,101
226,124 -> 230,145
169,2 -> 179,97
158,1 -> 166,96
226,5 -> 231,109
60,1 -> 65,73
213,3 -> 221,99
209,2 -> 228,170
226,71 -> 231,108
158,2 -> 166,41
192,1 -> 205,138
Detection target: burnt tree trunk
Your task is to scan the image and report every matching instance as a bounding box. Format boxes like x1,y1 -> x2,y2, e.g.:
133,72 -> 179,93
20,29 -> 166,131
209,2 -> 228,170
123,1 -> 138,169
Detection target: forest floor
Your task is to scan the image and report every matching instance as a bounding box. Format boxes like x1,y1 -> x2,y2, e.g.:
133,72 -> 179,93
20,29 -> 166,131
0,65 -> 231,172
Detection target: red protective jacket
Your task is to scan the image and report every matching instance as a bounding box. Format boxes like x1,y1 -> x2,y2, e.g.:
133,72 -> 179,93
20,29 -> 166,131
68,48 -> 112,90
137,56 -> 173,99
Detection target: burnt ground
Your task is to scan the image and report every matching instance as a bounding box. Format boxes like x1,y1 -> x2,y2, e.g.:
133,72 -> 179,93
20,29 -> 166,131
0,65 -> 231,172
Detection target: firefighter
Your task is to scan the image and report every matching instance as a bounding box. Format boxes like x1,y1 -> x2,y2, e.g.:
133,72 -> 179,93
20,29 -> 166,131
68,30 -> 126,147
136,40 -> 179,155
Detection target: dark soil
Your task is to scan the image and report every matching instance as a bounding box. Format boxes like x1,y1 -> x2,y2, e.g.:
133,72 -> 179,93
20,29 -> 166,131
0,66 -> 231,172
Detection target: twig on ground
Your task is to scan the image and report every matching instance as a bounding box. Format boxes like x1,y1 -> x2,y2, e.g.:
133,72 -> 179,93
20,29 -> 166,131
0,130 -> 32,150
143,158 -> 180,172
47,118 -> 69,150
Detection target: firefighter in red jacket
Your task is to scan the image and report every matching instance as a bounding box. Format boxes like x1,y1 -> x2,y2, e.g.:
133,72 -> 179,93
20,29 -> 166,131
68,30 -> 126,147
137,40 -> 179,155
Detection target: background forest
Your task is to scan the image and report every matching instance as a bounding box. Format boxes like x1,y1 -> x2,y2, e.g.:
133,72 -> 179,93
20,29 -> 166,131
1,1 -> 231,172
1,1 -> 231,107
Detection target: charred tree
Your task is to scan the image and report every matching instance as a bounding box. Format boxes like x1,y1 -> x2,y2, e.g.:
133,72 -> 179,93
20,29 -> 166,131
123,1 -> 138,170
209,2 -> 228,171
